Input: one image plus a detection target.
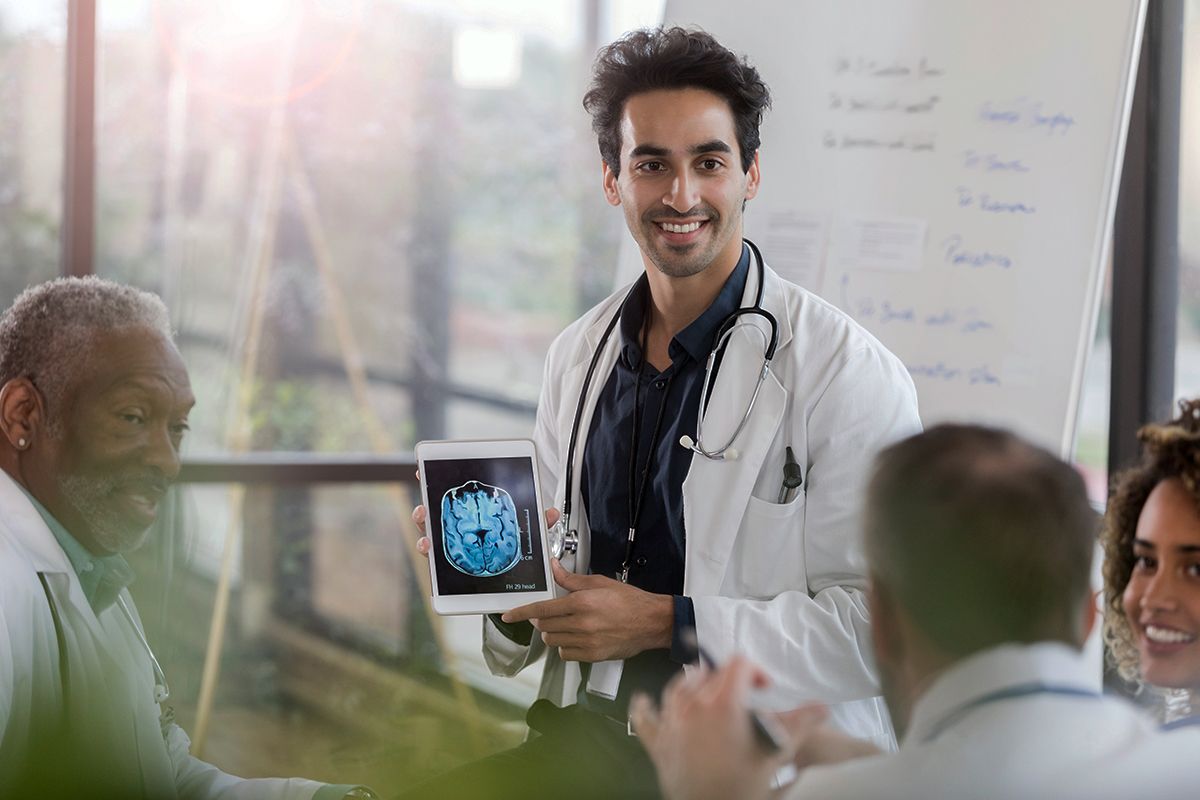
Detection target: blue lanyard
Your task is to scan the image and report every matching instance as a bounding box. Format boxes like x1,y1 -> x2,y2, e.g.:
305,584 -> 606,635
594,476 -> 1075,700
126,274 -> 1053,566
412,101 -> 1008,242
1162,715 -> 1200,731
921,682 -> 1100,743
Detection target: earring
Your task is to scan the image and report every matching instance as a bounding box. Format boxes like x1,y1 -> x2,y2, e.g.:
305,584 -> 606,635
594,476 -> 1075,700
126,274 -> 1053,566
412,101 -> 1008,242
17,438 -> 26,448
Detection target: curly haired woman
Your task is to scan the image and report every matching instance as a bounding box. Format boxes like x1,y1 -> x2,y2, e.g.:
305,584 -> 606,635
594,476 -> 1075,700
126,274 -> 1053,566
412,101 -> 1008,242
1103,397 -> 1200,728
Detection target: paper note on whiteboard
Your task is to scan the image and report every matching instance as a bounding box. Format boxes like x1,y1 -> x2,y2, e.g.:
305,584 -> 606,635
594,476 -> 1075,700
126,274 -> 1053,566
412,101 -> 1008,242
759,210 -> 826,288
830,216 -> 927,272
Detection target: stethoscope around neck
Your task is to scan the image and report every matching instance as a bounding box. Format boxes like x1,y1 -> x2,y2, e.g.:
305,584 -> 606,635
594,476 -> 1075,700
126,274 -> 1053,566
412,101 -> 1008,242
548,238 -> 779,561
117,595 -> 171,704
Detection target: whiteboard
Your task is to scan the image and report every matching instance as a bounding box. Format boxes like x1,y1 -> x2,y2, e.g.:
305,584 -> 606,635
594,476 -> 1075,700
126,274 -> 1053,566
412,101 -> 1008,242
616,0 -> 1144,457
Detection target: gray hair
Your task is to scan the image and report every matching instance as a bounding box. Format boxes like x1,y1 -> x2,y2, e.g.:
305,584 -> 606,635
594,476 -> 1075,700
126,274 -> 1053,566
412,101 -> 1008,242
0,277 -> 174,425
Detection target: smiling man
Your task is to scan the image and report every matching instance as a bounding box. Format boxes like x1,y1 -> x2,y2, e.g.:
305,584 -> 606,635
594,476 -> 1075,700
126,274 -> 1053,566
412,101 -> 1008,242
0,278 -> 369,799
405,26 -> 919,800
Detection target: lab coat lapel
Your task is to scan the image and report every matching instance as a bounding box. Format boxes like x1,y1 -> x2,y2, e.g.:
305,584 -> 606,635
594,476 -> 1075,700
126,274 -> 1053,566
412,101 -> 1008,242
0,470 -> 121,656
682,263 -> 791,595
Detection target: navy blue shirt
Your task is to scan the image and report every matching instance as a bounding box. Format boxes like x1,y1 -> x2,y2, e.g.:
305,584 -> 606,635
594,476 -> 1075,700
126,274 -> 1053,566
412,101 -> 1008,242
577,246 -> 750,719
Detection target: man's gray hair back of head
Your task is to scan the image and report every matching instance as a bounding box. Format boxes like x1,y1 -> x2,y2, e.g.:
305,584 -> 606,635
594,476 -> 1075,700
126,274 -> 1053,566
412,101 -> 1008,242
0,276 -> 173,423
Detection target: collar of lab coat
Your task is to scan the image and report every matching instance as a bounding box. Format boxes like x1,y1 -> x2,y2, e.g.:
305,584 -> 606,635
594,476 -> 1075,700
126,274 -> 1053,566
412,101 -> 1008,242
580,255 -> 795,358
0,468 -> 117,648
0,468 -> 77,575
903,642 -> 1101,747
575,259 -> 795,594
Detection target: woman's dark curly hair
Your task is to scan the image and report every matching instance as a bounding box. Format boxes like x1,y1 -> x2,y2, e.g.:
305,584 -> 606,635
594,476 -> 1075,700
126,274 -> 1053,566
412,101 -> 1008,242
582,26 -> 771,178
1102,397 -> 1200,682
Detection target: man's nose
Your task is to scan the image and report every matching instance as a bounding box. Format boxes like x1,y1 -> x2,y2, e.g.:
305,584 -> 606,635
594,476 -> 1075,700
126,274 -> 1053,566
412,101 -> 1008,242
144,423 -> 182,480
663,171 -> 699,213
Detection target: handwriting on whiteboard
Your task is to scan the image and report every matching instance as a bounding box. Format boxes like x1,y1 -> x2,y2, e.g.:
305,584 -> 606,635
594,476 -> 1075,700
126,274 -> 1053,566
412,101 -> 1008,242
941,234 -> 1014,269
833,55 -> 945,79
906,362 -> 1002,386
955,186 -> 1037,215
978,99 -> 1076,136
839,275 -> 995,334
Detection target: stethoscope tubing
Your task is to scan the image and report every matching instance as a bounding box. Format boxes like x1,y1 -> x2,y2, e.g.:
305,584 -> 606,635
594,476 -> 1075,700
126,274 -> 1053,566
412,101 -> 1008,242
561,238 -> 778,537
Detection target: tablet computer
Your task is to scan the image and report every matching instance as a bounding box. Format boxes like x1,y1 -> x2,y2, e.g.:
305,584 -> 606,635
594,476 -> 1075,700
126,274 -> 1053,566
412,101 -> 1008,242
415,438 -> 555,615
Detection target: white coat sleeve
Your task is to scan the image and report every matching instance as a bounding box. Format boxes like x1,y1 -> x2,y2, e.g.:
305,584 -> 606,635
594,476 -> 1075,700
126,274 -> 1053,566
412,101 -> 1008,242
692,345 -> 921,703
481,335 -> 563,676
165,722 -> 348,800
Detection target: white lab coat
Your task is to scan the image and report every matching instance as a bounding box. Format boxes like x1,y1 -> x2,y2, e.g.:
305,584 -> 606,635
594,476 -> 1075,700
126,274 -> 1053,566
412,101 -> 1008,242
483,260 -> 921,744
787,643 -> 1200,800
0,470 -> 329,799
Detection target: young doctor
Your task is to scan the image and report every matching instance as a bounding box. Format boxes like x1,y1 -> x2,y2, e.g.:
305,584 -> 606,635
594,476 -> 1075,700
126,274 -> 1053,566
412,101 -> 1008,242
408,26 -> 919,799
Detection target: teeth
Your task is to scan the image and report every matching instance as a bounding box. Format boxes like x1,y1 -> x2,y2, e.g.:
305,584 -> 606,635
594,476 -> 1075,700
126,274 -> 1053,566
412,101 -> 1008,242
660,221 -> 702,233
1146,625 -> 1196,644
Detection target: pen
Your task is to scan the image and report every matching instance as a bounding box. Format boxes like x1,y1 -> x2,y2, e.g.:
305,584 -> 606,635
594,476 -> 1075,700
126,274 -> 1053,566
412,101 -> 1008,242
688,634 -> 789,753
777,446 -> 803,503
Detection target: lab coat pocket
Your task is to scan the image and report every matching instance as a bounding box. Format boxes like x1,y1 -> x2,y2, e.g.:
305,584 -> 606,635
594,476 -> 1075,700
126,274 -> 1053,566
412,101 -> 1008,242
732,492 -> 807,599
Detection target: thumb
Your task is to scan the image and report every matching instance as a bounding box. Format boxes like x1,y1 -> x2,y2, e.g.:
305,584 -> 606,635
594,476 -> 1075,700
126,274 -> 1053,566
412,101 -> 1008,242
776,704 -> 829,755
551,557 -> 594,591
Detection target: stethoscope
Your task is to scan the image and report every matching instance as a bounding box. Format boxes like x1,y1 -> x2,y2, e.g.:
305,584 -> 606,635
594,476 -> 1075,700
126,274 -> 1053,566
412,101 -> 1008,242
118,595 -> 171,704
550,239 -> 779,568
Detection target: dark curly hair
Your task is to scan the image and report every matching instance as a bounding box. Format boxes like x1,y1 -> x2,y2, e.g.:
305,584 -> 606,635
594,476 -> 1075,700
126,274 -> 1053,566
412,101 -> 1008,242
1102,397 -> 1200,683
582,26 -> 771,178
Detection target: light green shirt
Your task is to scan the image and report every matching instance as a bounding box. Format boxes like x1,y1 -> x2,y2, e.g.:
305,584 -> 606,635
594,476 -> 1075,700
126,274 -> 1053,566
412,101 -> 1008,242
17,483 -> 135,614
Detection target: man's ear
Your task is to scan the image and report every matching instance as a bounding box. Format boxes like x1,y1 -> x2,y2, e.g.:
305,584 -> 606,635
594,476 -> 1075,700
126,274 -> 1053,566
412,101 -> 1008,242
743,150 -> 761,201
0,378 -> 44,450
602,160 -> 622,207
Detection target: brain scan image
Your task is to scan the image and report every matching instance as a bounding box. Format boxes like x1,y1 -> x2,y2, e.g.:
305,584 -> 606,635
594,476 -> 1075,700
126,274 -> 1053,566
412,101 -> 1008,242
440,480 -> 522,577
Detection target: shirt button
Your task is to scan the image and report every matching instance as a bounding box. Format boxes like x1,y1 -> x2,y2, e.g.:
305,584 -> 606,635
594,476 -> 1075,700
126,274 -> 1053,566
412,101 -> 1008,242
635,556 -> 648,567
82,562 -> 94,572
653,380 -> 666,390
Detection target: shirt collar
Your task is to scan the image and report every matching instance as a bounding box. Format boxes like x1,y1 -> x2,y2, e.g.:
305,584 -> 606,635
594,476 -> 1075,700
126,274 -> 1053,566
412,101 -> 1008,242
618,243 -> 751,368
902,642 -> 1100,748
14,482 -> 135,614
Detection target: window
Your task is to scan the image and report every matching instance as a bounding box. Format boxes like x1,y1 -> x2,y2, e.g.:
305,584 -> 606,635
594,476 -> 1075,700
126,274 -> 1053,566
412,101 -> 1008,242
0,2 -> 65,306
1178,0 -> 1200,402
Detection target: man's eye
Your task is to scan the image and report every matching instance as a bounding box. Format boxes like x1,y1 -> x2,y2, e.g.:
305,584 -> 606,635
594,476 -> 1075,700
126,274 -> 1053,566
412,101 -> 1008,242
120,413 -> 145,425
171,422 -> 191,437
638,161 -> 665,172
700,159 -> 722,170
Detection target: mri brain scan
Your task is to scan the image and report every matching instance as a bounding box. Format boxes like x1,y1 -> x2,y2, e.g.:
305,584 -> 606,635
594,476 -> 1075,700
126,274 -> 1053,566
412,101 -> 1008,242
440,481 -> 522,576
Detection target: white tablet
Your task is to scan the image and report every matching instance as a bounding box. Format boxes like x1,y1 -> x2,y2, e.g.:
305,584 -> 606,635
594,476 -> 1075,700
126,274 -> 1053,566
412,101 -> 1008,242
415,438 -> 556,615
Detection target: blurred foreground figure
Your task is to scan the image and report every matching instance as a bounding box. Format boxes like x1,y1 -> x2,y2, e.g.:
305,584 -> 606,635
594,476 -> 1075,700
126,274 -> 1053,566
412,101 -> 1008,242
0,278 -> 369,799
634,425 -> 1200,800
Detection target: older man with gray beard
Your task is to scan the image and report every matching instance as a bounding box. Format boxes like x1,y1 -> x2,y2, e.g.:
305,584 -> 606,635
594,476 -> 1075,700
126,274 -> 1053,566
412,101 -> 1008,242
0,277 -> 371,799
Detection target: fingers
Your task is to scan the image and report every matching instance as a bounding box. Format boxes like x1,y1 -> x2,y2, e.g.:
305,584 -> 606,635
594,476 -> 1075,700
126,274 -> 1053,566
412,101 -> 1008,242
416,537 -> 431,557
502,597 -> 573,623
551,559 -> 614,591
775,704 -> 829,755
411,505 -> 427,534
545,507 -> 561,528
629,693 -> 662,750
713,656 -> 767,706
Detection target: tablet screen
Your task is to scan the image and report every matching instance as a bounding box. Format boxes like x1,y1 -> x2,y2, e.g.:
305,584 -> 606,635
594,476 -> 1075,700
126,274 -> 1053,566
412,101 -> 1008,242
423,455 -> 548,596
